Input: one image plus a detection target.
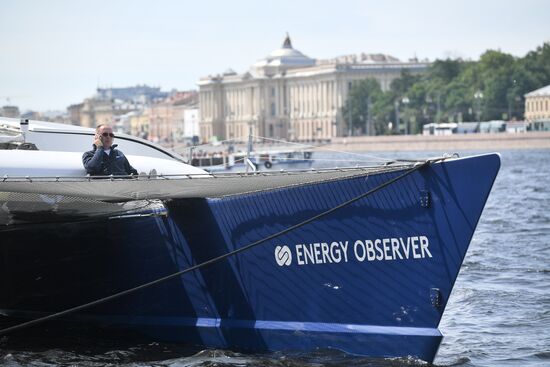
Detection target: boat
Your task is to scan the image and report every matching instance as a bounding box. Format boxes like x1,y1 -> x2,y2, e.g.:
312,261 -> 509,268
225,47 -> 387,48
189,143 -> 314,172
0,117 -> 500,363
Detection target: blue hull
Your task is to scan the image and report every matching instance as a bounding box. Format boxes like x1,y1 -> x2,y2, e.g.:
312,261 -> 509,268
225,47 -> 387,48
0,154 -> 500,362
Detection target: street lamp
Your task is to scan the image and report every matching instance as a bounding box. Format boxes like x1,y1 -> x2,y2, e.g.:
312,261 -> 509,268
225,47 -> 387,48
508,95 -> 521,121
402,96 -> 410,135
347,102 -> 353,137
474,90 -> 484,122
426,92 -> 441,123
394,100 -> 399,134
365,95 -> 372,136
331,107 -> 338,137
315,126 -> 322,142
291,107 -> 299,141
425,95 -> 432,124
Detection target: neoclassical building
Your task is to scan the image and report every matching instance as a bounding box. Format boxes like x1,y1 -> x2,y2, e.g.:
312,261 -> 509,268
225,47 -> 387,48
525,84 -> 550,131
198,35 -> 429,142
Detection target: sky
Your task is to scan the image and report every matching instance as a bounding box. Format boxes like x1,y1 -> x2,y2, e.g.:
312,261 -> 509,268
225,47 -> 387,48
1,0 -> 549,111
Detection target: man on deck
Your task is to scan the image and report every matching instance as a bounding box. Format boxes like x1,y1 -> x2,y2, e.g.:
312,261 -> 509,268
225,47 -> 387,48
82,124 -> 138,176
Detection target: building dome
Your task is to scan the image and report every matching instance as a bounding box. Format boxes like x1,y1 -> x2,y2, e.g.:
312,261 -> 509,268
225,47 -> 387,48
268,47 -> 307,58
223,68 -> 237,76
252,34 -> 315,75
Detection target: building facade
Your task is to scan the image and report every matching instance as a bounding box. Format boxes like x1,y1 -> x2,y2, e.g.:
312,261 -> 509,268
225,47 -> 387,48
67,103 -> 83,125
78,97 -> 144,129
198,35 -> 429,142
147,91 -> 198,144
129,109 -> 151,139
68,85 -> 168,129
0,106 -> 20,118
525,85 -> 550,131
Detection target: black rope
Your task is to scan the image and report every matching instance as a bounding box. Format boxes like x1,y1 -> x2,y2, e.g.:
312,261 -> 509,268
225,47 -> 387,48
0,159 -> 437,336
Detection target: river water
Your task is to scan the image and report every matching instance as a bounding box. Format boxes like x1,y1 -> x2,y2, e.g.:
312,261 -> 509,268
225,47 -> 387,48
1,149 -> 549,366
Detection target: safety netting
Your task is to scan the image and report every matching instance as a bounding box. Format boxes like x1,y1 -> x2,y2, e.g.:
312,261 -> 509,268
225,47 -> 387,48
0,165 -> 414,226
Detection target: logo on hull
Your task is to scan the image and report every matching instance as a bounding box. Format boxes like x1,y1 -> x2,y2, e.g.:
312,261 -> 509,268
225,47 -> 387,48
274,245 -> 292,266
274,236 -> 433,267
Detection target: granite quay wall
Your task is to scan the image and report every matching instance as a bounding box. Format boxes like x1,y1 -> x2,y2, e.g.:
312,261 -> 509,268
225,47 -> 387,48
321,132 -> 550,152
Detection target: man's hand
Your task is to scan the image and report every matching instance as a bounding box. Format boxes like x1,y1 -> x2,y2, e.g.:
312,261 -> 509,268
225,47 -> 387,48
94,134 -> 103,148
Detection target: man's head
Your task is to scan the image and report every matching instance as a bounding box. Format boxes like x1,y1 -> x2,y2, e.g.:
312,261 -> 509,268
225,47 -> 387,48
96,124 -> 115,149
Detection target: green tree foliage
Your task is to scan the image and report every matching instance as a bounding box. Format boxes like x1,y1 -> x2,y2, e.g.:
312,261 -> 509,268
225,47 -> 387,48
343,42 -> 550,135
431,59 -> 464,83
343,79 -> 384,135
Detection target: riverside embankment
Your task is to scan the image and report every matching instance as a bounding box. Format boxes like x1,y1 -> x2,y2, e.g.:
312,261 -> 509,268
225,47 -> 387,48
322,131 -> 550,152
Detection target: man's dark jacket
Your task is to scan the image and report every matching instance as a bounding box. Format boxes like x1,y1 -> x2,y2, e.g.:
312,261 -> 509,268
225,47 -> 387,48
82,144 -> 138,176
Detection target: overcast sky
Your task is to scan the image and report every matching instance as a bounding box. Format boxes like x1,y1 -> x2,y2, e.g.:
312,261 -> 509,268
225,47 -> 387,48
1,0 -> 549,111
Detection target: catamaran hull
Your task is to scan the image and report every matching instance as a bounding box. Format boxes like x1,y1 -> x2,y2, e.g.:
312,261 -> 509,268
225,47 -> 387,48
0,154 -> 500,362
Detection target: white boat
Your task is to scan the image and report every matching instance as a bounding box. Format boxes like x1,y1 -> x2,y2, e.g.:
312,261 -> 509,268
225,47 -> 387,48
0,117 -> 206,177
189,144 -> 313,172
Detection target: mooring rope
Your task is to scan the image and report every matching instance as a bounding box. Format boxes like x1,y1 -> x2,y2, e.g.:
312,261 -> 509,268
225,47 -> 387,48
0,158 -> 441,336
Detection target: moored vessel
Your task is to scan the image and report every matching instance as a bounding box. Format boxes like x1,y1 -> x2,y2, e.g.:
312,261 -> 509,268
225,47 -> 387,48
0,118 -> 500,363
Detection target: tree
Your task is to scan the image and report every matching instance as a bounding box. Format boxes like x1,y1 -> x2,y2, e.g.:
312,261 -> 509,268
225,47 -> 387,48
338,42 -> 550,136
343,79 -> 383,135
430,59 -> 464,84
390,69 -> 421,96
474,50 -> 517,120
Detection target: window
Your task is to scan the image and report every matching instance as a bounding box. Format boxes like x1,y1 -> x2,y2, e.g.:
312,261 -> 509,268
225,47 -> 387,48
271,87 -> 276,97
271,102 -> 276,116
